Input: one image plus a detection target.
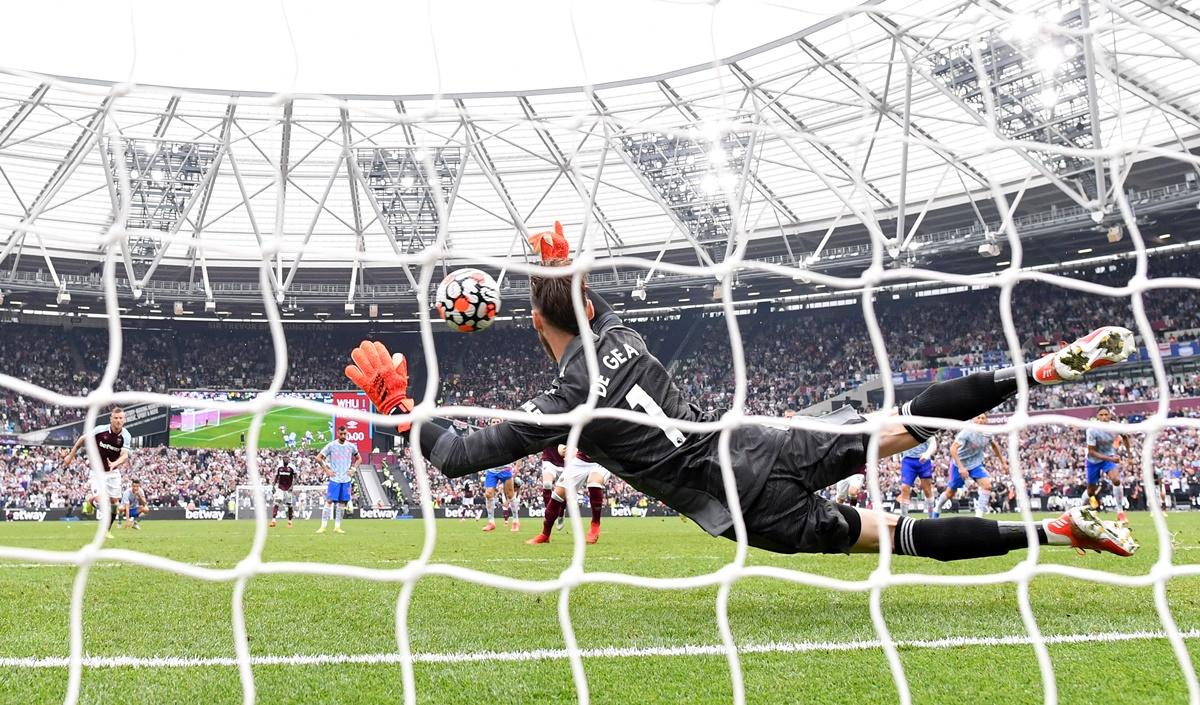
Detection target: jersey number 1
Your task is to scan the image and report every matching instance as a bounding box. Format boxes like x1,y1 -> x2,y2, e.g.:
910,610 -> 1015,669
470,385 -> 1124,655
625,384 -> 686,448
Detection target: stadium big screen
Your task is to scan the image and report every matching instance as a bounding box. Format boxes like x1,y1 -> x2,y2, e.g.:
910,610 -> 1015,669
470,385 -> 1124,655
169,390 -> 373,453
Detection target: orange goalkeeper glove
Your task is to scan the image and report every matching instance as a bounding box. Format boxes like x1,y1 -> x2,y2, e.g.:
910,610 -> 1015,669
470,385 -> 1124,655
527,220 -> 570,263
344,341 -> 415,432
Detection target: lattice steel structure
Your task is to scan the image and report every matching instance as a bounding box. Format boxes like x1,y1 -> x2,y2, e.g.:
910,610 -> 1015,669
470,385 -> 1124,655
356,147 -> 462,253
105,139 -> 220,232
929,8 -> 1097,196
0,0 -> 1193,319
619,129 -> 752,244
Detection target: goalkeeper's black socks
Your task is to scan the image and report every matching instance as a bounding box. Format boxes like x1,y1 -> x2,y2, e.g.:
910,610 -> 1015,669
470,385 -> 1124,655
893,516 -> 1047,561
899,370 -> 1025,442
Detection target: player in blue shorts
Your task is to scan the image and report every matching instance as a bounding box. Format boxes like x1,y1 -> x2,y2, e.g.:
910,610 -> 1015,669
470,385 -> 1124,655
482,465 -> 519,533
121,479 -> 148,530
930,414 -> 1007,519
316,425 -> 360,534
1082,407 -> 1131,522
897,436 -> 938,518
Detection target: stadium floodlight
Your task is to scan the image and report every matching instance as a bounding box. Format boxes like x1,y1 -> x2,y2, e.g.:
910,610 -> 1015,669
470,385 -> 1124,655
618,126 -> 751,243
106,138 -> 219,233
56,288 -> 71,305
344,302 -> 355,314
929,8 -> 1097,196
356,147 -> 461,253
204,299 -> 217,312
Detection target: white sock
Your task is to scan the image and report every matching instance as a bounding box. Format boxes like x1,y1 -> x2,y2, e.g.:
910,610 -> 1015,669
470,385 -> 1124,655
977,489 -> 991,517
899,499 -> 909,517
1113,484 -> 1125,511
486,496 -> 495,522
509,497 -> 519,521
320,505 -> 330,528
936,492 -> 950,511
334,504 -> 344,528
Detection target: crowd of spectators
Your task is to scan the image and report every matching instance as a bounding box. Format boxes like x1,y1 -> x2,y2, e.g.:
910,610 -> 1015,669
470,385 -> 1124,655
7,406 -> 1200,515
1,249 -> 1199,512
667,250 -> 1200,416
0,445 -> 329,511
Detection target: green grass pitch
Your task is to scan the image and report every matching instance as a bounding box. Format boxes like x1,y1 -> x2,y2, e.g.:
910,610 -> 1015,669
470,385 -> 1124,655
1,513 -> 1199,704
170,407 -> 334,450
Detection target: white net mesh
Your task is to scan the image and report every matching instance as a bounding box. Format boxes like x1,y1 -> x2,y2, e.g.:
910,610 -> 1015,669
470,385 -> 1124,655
0,1 -> 1199,704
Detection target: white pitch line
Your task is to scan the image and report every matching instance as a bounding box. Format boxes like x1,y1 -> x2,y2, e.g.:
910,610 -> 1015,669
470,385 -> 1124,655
1,629 -> 1197,670
0,562 -> 220,569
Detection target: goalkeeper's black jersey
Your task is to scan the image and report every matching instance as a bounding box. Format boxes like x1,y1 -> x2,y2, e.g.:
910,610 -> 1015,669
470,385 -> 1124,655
419,295 -> 784,537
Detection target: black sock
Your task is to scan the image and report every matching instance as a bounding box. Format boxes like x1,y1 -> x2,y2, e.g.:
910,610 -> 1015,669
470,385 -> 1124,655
893,516 -> 1047,561
287,506 -> 293,520
899,371 -> 1025,442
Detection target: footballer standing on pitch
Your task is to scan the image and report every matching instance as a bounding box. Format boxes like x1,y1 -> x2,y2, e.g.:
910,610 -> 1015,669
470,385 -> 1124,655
344,224 -> 1139,561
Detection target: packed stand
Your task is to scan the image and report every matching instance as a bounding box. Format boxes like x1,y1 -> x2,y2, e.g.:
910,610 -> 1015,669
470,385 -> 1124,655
0,445 -> 328,511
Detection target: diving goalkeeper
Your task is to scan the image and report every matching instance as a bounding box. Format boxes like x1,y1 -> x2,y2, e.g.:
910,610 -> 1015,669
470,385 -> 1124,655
345,224 -> 1139,560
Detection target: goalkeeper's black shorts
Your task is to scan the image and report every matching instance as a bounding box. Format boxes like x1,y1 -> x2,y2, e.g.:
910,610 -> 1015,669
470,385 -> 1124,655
721,420 -> 870,555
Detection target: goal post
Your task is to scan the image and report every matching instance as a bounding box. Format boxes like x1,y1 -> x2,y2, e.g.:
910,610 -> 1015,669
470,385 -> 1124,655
234,485 -> 330,521
180,408 -> 220,433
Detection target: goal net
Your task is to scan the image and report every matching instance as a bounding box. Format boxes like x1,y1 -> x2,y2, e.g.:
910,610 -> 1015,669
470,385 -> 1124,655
179,408 -> 221,433
0,1 -> 1199,704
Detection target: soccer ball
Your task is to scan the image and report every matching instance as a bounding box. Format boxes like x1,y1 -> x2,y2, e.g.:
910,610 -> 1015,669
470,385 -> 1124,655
435,268 -> 501,333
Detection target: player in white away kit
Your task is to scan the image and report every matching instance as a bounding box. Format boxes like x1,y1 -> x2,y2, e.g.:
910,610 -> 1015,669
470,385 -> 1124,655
1082,407 -> 1132,522
482,464 -> 519,533
121,479 -> 149,530
834,472 -> 865,507
316,425 -> 359,534
930,415 -> 1007,519
64,407 -> 132,540
897,437 -> 938,517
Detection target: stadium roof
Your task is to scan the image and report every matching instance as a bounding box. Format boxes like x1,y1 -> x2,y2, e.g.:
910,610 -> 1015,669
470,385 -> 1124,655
0,0 -> 1197,320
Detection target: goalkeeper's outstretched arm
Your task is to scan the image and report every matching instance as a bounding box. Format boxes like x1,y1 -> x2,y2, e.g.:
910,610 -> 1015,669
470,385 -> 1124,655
412,367 -> 586,477
345,339 -> 582,479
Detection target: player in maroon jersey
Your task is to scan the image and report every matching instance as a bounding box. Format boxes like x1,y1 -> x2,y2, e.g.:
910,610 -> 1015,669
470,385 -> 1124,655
64,407 -> 132,539
529,444 -> 610,545
270,456 -> 298,528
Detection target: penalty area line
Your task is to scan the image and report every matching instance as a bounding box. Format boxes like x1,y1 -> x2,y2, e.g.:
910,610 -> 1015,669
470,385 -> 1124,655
2,629 -> 1198,669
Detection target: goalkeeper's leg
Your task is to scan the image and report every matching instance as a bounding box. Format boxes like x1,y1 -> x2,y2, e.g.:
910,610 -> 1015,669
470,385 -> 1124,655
890,326 -> 1135,454
729,467 -> 1136,558
853,505 -> 1137,559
